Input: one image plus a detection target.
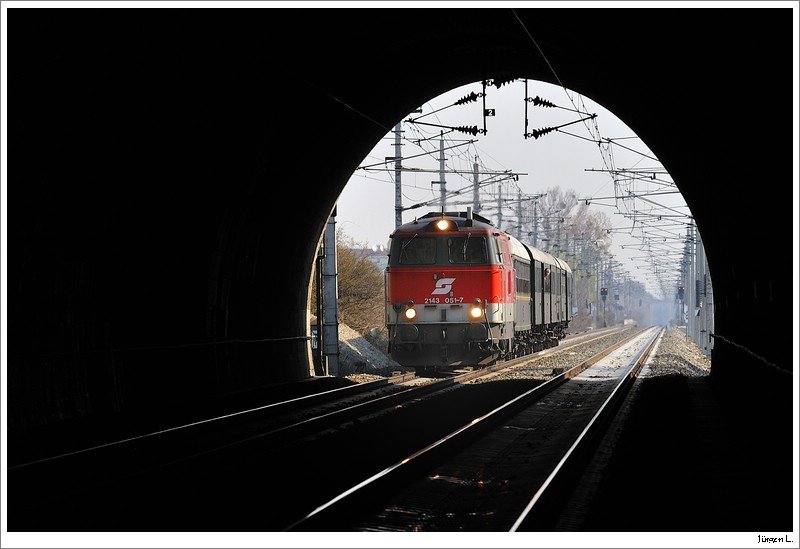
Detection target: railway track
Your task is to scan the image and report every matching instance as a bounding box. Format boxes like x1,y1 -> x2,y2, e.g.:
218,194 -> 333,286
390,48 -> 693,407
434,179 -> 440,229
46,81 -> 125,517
10,325 -> 640,530
10,325 -> 625,478
287,326 -> 663,531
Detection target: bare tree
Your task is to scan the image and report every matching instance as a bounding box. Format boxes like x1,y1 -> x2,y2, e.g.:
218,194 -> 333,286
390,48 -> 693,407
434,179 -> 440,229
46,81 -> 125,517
310,230 -> 386,337
536,187 -> 577,253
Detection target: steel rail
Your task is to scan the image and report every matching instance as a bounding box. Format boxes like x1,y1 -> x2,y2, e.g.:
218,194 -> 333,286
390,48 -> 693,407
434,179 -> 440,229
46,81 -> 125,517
131,326 -> 632,469
10,327 -> 628,489
285,326 -> 647,531
510,326 -> 663,531
9,372 -> 412,471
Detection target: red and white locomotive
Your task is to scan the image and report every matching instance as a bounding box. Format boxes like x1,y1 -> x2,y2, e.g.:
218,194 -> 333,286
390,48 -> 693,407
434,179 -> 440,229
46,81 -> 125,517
386,210 -> 572,373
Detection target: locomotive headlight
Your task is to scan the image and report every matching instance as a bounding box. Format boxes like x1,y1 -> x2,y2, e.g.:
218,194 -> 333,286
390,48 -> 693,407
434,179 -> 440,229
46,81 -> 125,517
469,298 -> 483,319
404,300 -> 416,320
435,219 -> 449,231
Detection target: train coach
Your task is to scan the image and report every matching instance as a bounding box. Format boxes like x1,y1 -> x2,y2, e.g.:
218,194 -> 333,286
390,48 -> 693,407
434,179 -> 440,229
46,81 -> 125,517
385,210 -> 572,374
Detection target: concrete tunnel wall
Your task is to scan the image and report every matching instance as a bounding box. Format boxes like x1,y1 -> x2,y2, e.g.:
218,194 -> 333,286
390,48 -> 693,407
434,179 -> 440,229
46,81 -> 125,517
9,10 -> 793,441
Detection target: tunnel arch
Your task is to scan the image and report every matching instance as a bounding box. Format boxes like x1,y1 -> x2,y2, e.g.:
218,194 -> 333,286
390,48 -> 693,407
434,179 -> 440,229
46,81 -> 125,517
9,9 -> 792,443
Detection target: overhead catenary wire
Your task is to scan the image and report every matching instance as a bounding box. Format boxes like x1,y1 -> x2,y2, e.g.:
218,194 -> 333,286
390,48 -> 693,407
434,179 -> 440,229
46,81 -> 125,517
603,138 -> 659,163
313,29 -> 683,300
306,80 -> 484,193
351,171 -> 450,193
511,10 -> 695,299
357,139 -> 476,169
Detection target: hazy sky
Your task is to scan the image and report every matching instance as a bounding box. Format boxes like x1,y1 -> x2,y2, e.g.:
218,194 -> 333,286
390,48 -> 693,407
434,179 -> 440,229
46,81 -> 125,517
337,79 -> 693,298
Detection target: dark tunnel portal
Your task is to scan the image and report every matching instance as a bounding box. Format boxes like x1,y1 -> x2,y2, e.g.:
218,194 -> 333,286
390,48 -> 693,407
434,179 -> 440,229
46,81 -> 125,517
8,9 -> 793,523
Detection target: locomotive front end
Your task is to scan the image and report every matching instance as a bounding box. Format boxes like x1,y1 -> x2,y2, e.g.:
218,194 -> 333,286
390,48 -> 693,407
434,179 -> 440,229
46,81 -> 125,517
385,213 -> 513,373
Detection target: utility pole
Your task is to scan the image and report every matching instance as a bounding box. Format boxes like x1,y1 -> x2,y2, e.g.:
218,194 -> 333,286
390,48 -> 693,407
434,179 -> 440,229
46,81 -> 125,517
570,236 -> 577,313
680,263 -> 686,328
604,257 -> 609,318
322,206 -> 340,376
439,132 -> 446,211
532,200 -> 538,248
472,156 -> 480,213
573,257 -> 578,315
595,254 -> 601,325
687,220 -> 695,341
394,123 -> 403,229
555,216 -> 562,257
703,240 -> 714,356
497,182 -> 503,230
610,260 -> 614,292
696,231 -> 707,351
601,257 -> 607,327
516,190 -> 523,240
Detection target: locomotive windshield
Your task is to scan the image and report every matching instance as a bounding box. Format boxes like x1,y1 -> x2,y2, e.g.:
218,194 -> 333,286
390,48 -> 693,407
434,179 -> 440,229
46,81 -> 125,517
447,235 -> 487,264
390,232 -> 498,266
397,236 -> 437,264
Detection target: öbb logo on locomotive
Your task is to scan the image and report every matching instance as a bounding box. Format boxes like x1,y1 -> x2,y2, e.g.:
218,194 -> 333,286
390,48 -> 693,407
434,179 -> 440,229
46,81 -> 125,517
386,210 -> 573,375
431,278 -> 456,295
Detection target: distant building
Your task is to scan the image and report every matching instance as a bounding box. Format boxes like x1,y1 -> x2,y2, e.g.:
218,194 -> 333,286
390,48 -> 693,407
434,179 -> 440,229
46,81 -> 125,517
350,244 -> 389,271
366,254 -> 388,271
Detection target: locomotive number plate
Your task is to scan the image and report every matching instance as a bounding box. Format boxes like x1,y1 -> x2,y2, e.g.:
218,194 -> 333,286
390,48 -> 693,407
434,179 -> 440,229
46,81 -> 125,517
425,297 -> 464,304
